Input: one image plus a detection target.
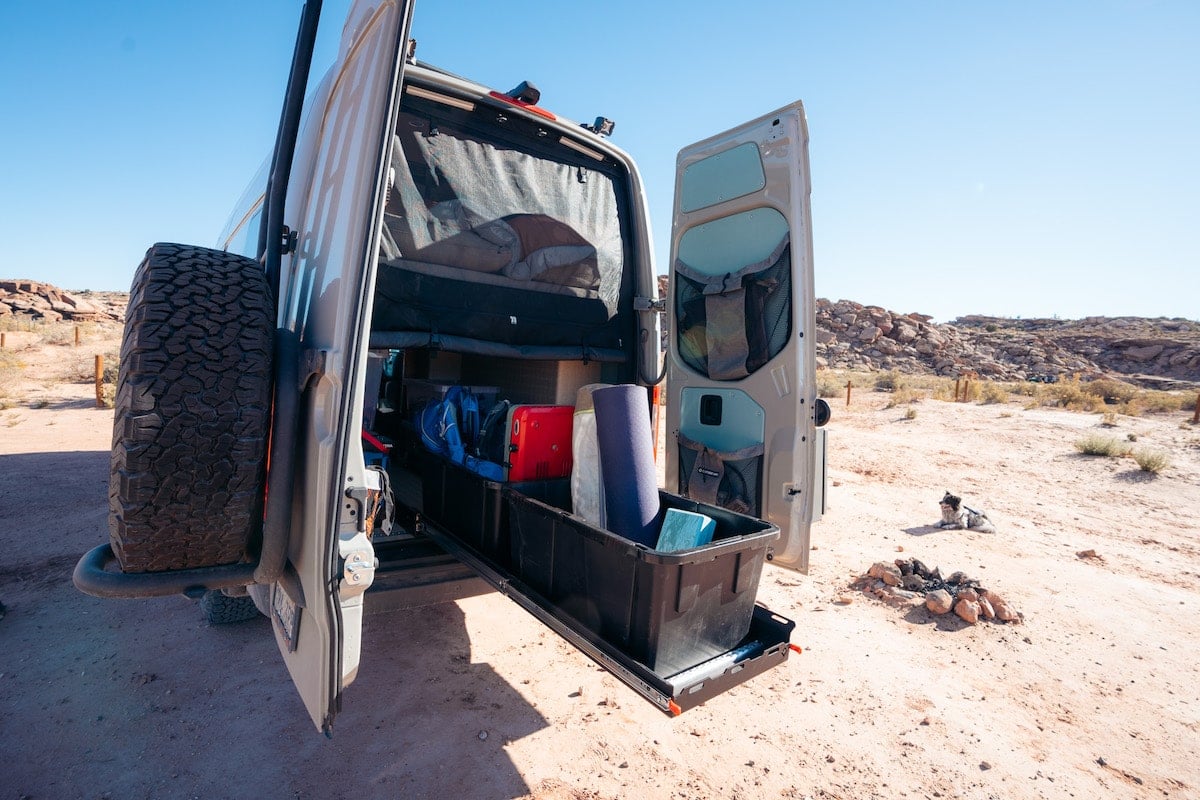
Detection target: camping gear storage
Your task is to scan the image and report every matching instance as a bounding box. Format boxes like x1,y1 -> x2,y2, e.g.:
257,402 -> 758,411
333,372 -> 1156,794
506,488 -> 778,677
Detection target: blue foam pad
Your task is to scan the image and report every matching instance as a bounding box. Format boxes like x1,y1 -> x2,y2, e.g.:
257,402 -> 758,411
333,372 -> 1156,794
655,508 -> 716,552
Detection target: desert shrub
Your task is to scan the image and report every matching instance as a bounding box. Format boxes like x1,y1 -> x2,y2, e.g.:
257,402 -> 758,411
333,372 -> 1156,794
979,382 -> 1010,405
1127,433 -> 1138,442
874,370 -> 906,392
885,385 -> 922,408
0,317 -> 39,333
65,351 -> 119,384
1047,376 -> 1086,409
1132,449 -> 1170,473
903,407 -> 917,420
1074,434 -> 1130,457
959,379 -> 982,403
1119,398 -> 1144,417
42,326 -> 76,346
817,373 -> 844,399
1100,411 -> 1118,427
1083,378 -> 1138,405
1140,390 -> 1190,413
99,383 -> 117,409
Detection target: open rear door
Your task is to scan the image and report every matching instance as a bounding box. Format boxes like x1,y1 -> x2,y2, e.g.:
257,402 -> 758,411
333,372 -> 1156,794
265,0 -> 414,733
664,104 -> 818,572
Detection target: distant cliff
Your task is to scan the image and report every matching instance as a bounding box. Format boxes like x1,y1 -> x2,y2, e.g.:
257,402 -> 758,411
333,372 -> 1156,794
816,299 -> 1199,389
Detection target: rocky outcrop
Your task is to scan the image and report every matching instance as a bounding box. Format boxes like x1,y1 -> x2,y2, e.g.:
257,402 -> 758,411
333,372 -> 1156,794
816,299 -> 1200,388
0,280 -> 125,323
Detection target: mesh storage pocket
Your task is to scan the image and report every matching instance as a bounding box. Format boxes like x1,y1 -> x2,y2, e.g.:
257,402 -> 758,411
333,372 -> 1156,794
675,236 -> 792,381
677,434 -> 764,518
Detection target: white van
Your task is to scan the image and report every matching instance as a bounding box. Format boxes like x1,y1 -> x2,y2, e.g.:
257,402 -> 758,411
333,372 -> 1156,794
75,0 -> 828,733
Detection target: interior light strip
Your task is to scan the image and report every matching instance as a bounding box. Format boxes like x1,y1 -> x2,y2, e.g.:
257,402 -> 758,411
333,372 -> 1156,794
559,137 -> 605,161
404,85 -> 476,111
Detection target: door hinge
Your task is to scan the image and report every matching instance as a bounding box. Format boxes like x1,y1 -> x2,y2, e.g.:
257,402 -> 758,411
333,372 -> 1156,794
634,296 -> 666,313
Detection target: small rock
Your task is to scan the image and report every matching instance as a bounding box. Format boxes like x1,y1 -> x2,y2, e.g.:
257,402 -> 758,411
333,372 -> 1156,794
833,595 -> 853,605
955,598 -> 981,624
925,589 -> 953,614
958,587 -> 979,603
868,561 -> 902,586
896,545 -> 905,552
901,574 -> 926,592
947,571 -> 968,584
980,761 -> 992,771
994,602 -> 1020,622
1076,549 -> 1100,560
978,595 -> 996,620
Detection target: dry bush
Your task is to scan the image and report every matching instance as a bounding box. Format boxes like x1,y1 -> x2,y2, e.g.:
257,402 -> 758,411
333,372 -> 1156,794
979,382 -> 1010,405
1083,378 -> 1139,404
903,407 -> 917,420
885,385 -> 922,408
1132,448 -> 1170,473
0,317 -> 39,333
1074,434 -> 1130,457
874,370 -> 906,392
1100,411 -> 1119,427
1119,398 -> 1144,417
1140,390 -> 1190,413
817,372 -> 845,399
1046,377 -> 1086,409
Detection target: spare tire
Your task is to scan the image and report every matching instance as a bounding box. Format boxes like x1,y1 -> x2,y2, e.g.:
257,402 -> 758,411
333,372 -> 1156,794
109,243 -> 275,573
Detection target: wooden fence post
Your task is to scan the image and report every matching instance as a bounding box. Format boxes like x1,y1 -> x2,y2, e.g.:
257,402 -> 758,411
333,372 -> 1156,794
95,355 -> 104,408
74,325 -> 80,346
1193,393 -> 1199,425
845,381 -> 852,407
1,332 -> 5,348
954,378 -> 961,402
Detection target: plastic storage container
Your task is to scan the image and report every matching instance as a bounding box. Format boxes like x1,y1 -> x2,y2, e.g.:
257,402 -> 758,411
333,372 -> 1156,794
421,451 -> 570,570
505,488 -> 779,677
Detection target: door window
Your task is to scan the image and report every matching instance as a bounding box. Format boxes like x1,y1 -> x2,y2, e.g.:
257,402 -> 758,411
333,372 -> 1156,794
674,207 -> 792,381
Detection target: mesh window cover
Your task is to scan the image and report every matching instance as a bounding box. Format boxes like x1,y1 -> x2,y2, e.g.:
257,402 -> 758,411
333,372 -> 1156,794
674,235 -> 791,381
677,433 -> 764,518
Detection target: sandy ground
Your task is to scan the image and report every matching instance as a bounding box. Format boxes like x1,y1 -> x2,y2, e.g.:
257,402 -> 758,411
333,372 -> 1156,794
2,328 -> 1199,800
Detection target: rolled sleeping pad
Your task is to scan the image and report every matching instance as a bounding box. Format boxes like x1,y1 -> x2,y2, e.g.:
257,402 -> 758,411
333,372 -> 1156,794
592,384 -> 660,546
571,384 -> 608,529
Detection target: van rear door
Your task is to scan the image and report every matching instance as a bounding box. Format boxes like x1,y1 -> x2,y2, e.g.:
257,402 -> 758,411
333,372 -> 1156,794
664,103 -> 819,572
268,0 -> 414,733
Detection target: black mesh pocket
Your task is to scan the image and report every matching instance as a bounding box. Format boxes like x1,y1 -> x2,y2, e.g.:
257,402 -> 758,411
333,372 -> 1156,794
677,434 -> 763,518
674,237 -> 791,381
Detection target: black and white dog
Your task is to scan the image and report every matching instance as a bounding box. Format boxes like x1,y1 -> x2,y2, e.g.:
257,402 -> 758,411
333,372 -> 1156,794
937,491 -> 996,533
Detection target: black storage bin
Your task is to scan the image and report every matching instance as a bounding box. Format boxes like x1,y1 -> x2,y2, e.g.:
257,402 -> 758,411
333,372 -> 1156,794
505,488 -> 779,677
421,453 -> 506,566
420,451 -> 570,571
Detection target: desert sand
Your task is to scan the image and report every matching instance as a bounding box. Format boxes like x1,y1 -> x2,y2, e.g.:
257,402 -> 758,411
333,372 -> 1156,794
2,326 -> 1198,800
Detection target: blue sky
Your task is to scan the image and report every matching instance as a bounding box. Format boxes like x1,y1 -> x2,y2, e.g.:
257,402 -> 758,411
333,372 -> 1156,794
2,1 -> 1196,322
